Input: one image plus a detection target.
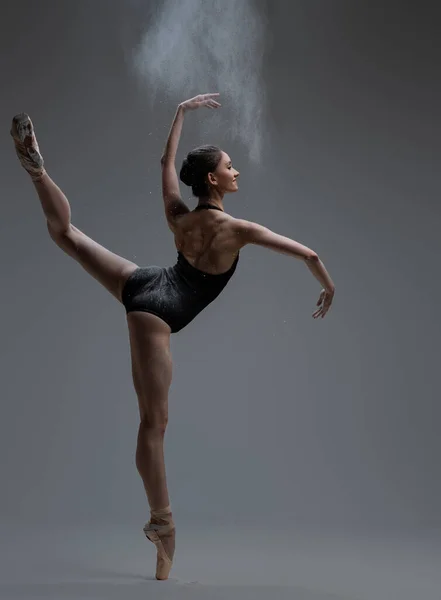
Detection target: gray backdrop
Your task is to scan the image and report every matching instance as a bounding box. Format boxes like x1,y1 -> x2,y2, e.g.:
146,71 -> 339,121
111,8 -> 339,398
1,0 -> 440,537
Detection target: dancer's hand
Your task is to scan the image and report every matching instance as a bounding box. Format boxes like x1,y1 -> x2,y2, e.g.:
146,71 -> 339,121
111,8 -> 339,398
313,288 -> 334,319
179,93 -> 221,112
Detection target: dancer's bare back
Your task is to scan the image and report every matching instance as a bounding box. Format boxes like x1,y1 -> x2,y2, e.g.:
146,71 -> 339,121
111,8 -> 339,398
172,208 -> 242,274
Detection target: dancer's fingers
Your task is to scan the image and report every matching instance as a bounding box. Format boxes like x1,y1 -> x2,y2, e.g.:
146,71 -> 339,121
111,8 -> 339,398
199,93 -> 220,102
313,306 -> 326,318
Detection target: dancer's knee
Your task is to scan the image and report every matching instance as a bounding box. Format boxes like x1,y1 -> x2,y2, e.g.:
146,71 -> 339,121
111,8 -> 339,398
139,408 -> 169,435
47,223 -> 90,264
47,221 -> 72,245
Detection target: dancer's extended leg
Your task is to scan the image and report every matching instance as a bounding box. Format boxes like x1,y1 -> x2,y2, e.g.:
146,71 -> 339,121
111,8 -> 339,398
10,113 -> 137,299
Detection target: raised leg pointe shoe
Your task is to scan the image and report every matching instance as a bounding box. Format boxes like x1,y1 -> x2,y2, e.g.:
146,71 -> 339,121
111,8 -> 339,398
143,505 -> 175,580
11,113 -> 45,181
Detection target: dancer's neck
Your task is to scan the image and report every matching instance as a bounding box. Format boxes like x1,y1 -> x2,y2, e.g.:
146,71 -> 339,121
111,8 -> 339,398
197,194 -> 224,212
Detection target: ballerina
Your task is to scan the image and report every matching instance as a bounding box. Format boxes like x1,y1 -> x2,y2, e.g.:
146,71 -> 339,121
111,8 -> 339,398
10,93 -> 335,580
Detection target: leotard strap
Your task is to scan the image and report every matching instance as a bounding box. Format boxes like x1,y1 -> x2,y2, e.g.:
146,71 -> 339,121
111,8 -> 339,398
194,204 -> 224,212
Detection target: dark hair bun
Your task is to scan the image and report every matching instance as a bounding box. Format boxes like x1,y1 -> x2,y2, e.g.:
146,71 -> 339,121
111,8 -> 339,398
179,145 -> 222,197
179,158 -> 194,187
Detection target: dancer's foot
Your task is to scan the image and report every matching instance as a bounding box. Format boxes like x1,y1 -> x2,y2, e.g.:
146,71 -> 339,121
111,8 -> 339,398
10,113 -> 45,181
143,505 -> 175,580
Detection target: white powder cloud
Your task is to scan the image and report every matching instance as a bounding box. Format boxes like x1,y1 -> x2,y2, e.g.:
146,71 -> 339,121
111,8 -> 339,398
130,0 -> 267,161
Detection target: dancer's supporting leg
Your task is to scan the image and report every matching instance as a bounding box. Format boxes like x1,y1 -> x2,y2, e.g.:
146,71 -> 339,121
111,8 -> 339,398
128,311 -> 175,580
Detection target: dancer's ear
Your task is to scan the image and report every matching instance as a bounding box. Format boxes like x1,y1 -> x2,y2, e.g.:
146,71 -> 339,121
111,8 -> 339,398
207,172 -> 218,187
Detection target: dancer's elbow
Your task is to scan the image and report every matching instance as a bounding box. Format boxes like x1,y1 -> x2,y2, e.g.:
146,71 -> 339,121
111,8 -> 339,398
161,152 -> 174,164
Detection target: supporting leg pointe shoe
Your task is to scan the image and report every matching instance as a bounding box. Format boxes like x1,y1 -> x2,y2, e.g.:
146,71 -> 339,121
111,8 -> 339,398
143,505 -> 175,580
11,113 -> 45,181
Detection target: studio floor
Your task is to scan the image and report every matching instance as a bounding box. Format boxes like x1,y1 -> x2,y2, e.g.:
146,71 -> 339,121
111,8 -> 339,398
0,520 -> 440,600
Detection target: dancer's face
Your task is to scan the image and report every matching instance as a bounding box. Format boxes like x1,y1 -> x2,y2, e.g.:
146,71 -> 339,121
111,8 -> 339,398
208,152 -> 240,194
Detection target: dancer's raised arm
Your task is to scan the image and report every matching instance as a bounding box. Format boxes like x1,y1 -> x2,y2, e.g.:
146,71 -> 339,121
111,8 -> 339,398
160,93 -> 221,232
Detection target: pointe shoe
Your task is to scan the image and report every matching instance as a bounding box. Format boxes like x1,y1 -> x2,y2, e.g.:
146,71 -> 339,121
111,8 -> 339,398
10,113 -> 45,181
143,505 -> 175,580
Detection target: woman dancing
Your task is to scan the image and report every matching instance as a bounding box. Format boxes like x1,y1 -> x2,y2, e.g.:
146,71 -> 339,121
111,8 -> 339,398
10,93 -> 335,580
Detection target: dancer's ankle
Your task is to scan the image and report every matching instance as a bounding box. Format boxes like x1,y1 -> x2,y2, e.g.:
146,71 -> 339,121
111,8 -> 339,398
30,168 -> 46,183
150,504 -> 172,516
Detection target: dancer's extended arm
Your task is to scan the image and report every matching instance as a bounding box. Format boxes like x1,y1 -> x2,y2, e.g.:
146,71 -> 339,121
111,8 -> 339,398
235,220 -> 335,318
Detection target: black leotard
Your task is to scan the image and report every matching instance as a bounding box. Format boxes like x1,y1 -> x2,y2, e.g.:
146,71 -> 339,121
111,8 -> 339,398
121,205 -> 239,333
